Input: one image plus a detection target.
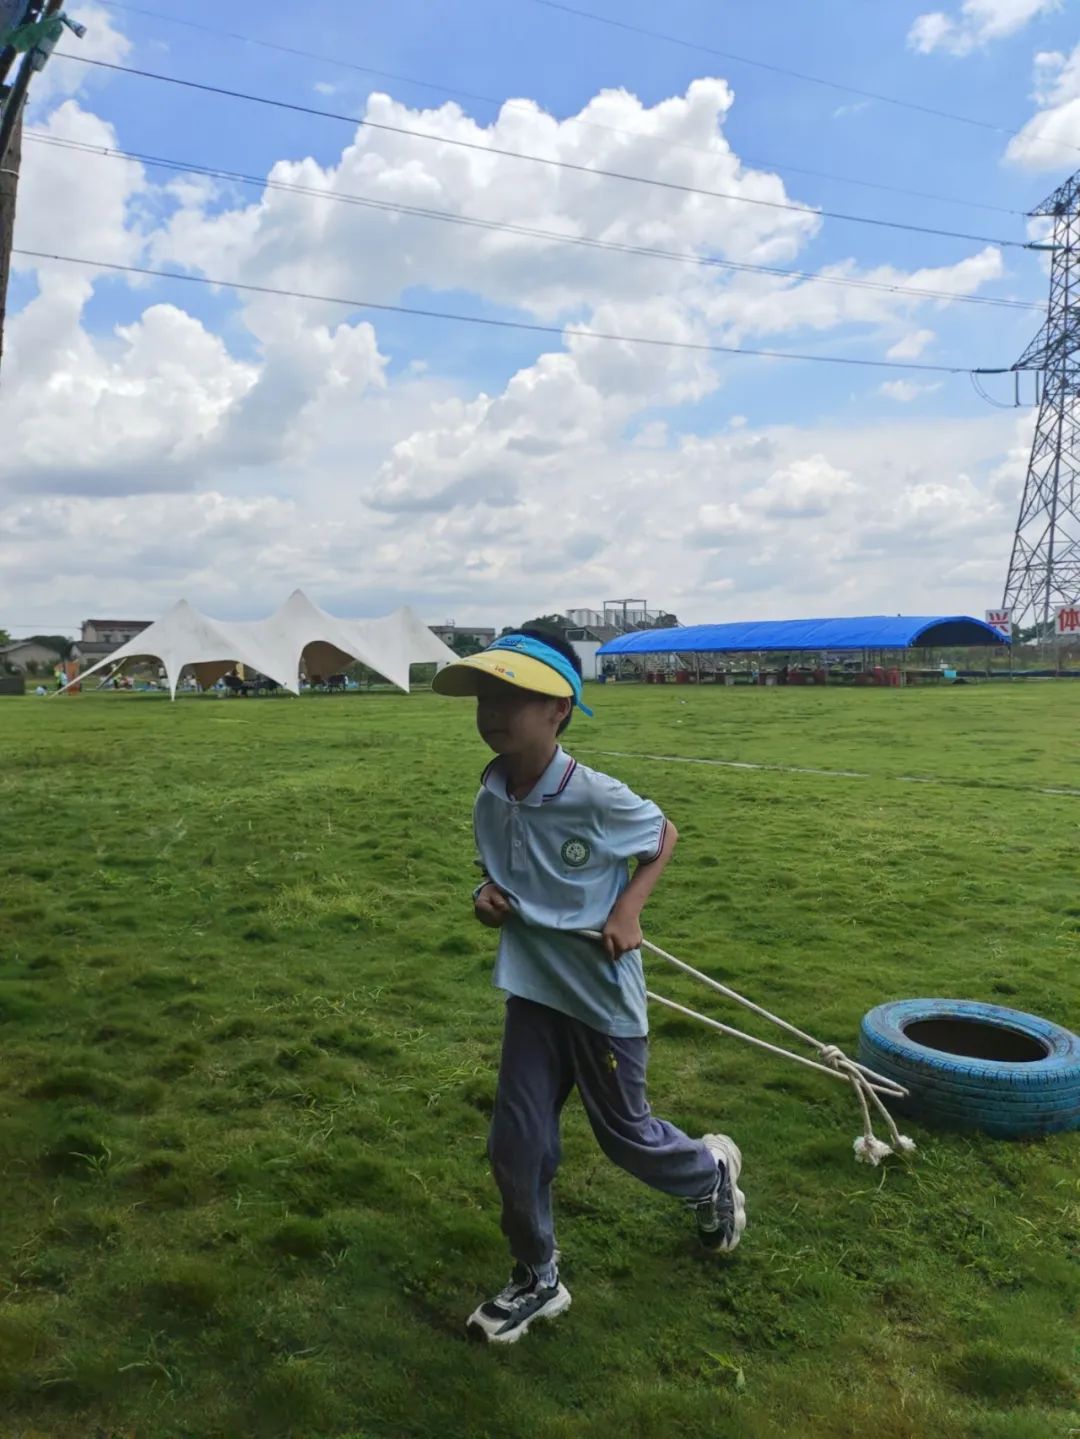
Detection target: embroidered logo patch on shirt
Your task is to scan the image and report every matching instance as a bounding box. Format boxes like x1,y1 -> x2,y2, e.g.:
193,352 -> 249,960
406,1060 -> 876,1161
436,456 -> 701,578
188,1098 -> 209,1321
561,837 -> 591,868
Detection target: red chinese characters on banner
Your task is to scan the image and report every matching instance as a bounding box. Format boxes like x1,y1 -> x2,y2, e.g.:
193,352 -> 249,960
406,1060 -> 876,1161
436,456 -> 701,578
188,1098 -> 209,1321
1056,606 -> 1080,637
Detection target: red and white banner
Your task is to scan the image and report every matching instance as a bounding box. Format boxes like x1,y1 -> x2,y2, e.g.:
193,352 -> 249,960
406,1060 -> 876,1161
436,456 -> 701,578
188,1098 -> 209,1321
984,609 -> 1012,638
1055,605 -> 1080,638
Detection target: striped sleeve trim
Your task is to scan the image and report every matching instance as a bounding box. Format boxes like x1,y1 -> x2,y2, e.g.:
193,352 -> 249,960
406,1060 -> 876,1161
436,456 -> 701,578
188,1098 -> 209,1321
642,817 -> 669,863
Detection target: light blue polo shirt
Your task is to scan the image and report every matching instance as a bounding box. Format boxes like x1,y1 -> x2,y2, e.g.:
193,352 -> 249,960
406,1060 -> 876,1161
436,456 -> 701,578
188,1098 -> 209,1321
473,745 -> 668,1037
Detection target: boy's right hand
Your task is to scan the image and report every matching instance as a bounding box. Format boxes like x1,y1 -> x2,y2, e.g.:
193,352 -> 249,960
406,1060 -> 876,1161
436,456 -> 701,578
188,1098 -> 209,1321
474,882 -> 512,928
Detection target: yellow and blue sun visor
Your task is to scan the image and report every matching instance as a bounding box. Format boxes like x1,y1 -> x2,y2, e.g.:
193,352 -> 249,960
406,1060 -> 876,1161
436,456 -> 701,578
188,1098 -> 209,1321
432,633 -> 594,716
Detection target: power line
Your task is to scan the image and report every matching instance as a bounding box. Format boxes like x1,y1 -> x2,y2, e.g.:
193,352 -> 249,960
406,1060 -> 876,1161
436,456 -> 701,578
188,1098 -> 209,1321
526,0 -> 1080,162
67,57 -> 1032,252
688,152 -> 1019,220
970,370 -> 1033,410
90,0 -> 1021,217
25,132 -> 1042,314
12,247 -> 1020,374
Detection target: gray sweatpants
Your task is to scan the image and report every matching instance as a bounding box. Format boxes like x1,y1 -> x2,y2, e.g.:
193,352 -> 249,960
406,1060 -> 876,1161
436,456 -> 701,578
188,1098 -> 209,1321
488,995 -> 718,1267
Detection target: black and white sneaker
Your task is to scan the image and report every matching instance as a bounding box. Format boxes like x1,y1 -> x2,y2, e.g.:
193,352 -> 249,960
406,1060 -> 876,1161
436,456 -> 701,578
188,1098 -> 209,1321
692,1134 -> 747,1252
466,1263 -> 572,1345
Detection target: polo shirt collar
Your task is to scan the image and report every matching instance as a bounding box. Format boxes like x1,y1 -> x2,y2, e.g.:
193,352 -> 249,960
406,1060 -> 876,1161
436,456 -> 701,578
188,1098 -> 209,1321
481,745 -> 577,806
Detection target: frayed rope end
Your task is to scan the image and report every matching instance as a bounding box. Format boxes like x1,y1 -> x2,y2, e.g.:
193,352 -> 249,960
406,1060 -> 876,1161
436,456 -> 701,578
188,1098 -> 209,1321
853,1135 -> 893,1166
853,1133 -> 917,1164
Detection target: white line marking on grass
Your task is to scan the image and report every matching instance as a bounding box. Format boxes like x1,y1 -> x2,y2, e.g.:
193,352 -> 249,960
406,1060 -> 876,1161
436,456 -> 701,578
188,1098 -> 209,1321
583,749 -> 1080,799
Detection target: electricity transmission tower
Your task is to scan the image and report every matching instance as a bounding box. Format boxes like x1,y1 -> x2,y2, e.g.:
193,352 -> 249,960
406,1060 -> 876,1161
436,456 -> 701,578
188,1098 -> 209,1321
1002,171 -> 1080,629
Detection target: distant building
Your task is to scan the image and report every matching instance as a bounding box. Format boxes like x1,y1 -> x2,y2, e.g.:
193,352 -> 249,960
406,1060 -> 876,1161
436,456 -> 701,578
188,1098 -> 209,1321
563,623 -> 621,644
72,618 -> 152,669
0,639 -> 63,673
429,624 -> 496,649
566,600 -> 670,633
562,622 -> 622,680
81,619 -> 151,646
562,599 -> 675,677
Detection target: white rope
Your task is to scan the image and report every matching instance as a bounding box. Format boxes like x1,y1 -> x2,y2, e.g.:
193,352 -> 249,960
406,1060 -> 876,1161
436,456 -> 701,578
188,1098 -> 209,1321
644,992 -> 903,1095
580,930 -> 916,1166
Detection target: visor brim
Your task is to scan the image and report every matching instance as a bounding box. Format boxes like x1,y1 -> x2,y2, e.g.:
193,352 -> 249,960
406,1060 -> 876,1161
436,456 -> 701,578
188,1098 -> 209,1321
432,651 -> 574,700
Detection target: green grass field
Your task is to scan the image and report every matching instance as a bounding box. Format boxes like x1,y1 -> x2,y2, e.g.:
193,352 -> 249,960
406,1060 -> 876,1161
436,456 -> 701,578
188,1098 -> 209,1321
1,684 -> 1078,1438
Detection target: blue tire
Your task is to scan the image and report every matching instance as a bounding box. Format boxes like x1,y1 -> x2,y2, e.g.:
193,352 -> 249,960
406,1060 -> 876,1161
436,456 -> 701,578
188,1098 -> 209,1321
857,999 -> 1080,1138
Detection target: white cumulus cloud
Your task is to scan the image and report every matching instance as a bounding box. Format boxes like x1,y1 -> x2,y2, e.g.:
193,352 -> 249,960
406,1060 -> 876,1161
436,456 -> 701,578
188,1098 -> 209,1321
0,15 -> 1034,632
1005,44 -> 1080,169
879,379 -> 944,402
887,329 -> 936,360
908,0 -> 1059,56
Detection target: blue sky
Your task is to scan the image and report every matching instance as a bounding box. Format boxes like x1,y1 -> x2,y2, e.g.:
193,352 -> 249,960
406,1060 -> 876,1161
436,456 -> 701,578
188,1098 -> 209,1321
2,0 -> 1078,630
58,0 -> 1065,395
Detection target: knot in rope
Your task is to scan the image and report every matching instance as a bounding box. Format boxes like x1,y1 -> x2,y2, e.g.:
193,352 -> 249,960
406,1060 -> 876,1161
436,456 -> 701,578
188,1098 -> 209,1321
587,930 -> 919,1168
814,1041 -> 917,1166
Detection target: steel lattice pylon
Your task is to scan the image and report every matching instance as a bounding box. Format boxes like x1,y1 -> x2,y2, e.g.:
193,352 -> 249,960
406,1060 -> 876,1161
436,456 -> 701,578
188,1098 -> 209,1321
1002,171 -> 1080,629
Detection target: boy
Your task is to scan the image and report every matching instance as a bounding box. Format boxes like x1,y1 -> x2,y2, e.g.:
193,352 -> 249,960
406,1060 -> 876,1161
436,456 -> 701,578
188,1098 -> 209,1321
433,630 -> 746,1345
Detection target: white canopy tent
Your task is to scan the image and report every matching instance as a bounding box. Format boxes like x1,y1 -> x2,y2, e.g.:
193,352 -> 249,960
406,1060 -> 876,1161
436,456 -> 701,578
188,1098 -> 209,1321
63,590 -> 458,699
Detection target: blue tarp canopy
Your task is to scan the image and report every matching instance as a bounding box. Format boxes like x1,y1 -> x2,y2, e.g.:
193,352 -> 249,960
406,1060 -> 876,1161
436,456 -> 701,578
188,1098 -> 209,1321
597,615 -> 1009,655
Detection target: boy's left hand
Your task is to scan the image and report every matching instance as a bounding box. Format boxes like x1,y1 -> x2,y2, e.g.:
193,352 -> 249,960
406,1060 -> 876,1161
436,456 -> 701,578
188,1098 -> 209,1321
601,903 -> 643,960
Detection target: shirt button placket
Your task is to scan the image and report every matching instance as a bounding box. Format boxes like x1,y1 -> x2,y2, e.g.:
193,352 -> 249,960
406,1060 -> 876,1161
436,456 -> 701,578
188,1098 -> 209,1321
511,806 -> 524,873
